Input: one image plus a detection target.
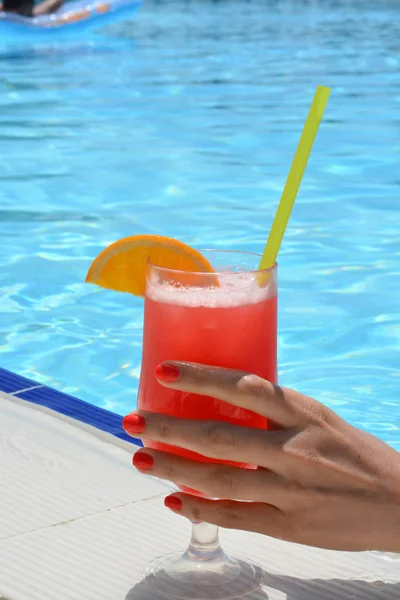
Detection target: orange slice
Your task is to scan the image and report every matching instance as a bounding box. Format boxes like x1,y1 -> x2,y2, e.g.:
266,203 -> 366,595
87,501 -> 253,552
85,234 -> 215,296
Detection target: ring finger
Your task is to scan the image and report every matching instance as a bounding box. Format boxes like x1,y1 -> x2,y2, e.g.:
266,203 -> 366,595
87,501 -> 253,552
132,448 -> 283,503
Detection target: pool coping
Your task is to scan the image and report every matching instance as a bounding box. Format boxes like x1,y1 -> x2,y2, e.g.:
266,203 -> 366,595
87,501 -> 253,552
2,367 -> 400,600
0,366 -> 142,447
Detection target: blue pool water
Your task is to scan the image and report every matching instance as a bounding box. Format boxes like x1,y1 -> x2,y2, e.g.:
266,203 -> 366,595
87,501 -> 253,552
0,0 -> 399,449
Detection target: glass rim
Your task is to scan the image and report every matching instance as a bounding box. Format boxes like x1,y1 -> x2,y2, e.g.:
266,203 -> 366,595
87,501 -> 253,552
147,249 -> 278,276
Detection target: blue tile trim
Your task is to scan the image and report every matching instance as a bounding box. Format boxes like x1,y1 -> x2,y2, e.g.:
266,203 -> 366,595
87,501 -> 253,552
0,367 -> 142,447
0,367 -> 41,394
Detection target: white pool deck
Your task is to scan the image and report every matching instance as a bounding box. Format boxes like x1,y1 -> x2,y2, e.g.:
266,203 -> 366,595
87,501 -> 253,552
1,390 -> 399,600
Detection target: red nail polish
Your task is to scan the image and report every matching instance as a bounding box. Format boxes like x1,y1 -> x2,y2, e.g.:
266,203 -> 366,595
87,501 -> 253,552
164,496 -> 183,512
156,363 -> 180,383
133,452 -> 154,471
122,414 -> 146,434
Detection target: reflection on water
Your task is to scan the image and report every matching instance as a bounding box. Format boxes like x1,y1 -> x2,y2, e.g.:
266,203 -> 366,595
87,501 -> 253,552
0,0 -> 399,449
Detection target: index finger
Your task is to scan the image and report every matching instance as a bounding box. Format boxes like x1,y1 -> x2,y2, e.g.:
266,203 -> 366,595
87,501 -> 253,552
156,362 -> 300,428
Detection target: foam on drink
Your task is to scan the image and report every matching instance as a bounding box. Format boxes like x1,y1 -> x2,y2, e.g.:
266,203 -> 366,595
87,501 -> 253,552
146,271 -> 276,308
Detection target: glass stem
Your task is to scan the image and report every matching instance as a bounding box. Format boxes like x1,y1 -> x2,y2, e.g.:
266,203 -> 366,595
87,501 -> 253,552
183,522 -> 227,563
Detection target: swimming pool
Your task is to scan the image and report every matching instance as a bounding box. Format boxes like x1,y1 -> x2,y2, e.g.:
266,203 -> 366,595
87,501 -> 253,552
1,0 -> 399,449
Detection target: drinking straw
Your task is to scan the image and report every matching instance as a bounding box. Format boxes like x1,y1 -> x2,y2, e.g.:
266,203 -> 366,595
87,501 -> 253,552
259,85 -> 331,270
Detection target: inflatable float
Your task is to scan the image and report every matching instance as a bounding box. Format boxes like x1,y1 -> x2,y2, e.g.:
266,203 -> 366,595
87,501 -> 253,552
0,0 -> 142,41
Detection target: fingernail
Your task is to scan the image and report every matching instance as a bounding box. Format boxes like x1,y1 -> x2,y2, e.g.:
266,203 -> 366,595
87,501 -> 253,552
164,496 -> 183,512
132,452 -> 154,471
122,414 -> 146,434
156,363 -> 180,383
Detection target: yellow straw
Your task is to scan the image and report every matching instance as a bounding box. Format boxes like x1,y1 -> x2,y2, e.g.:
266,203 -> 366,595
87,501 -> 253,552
259,85 -> 331,271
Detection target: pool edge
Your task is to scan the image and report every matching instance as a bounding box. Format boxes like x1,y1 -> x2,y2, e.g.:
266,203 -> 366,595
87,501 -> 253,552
0,366 -> 142,447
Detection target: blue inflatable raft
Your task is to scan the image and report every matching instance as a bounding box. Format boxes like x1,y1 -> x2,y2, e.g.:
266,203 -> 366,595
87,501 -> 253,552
0,0 -> 141,40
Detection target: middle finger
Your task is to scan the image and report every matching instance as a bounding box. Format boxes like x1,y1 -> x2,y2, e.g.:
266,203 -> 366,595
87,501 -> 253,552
123,410 -> 286,469
133,448 -> 283,503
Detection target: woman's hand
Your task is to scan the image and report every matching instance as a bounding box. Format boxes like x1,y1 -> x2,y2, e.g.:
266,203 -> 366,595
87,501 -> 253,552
122,362 -> 400,552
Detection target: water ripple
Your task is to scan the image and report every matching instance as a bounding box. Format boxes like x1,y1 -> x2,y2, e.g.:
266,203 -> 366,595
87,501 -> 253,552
0,0 -> 399,448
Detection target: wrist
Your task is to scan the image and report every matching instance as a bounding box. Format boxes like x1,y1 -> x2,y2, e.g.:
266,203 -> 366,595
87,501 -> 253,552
384,464 -> 400,553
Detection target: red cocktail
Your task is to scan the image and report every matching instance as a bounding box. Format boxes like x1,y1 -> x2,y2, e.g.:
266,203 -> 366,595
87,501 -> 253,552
138,250 -> 277,599
139,255 -> 276,467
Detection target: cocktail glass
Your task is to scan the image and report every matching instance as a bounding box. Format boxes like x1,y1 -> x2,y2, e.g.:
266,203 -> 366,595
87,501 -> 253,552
138,250 -> 277,599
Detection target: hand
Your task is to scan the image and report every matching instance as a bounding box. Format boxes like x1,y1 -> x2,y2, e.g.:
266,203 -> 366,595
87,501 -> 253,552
122,362 -> 400,552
